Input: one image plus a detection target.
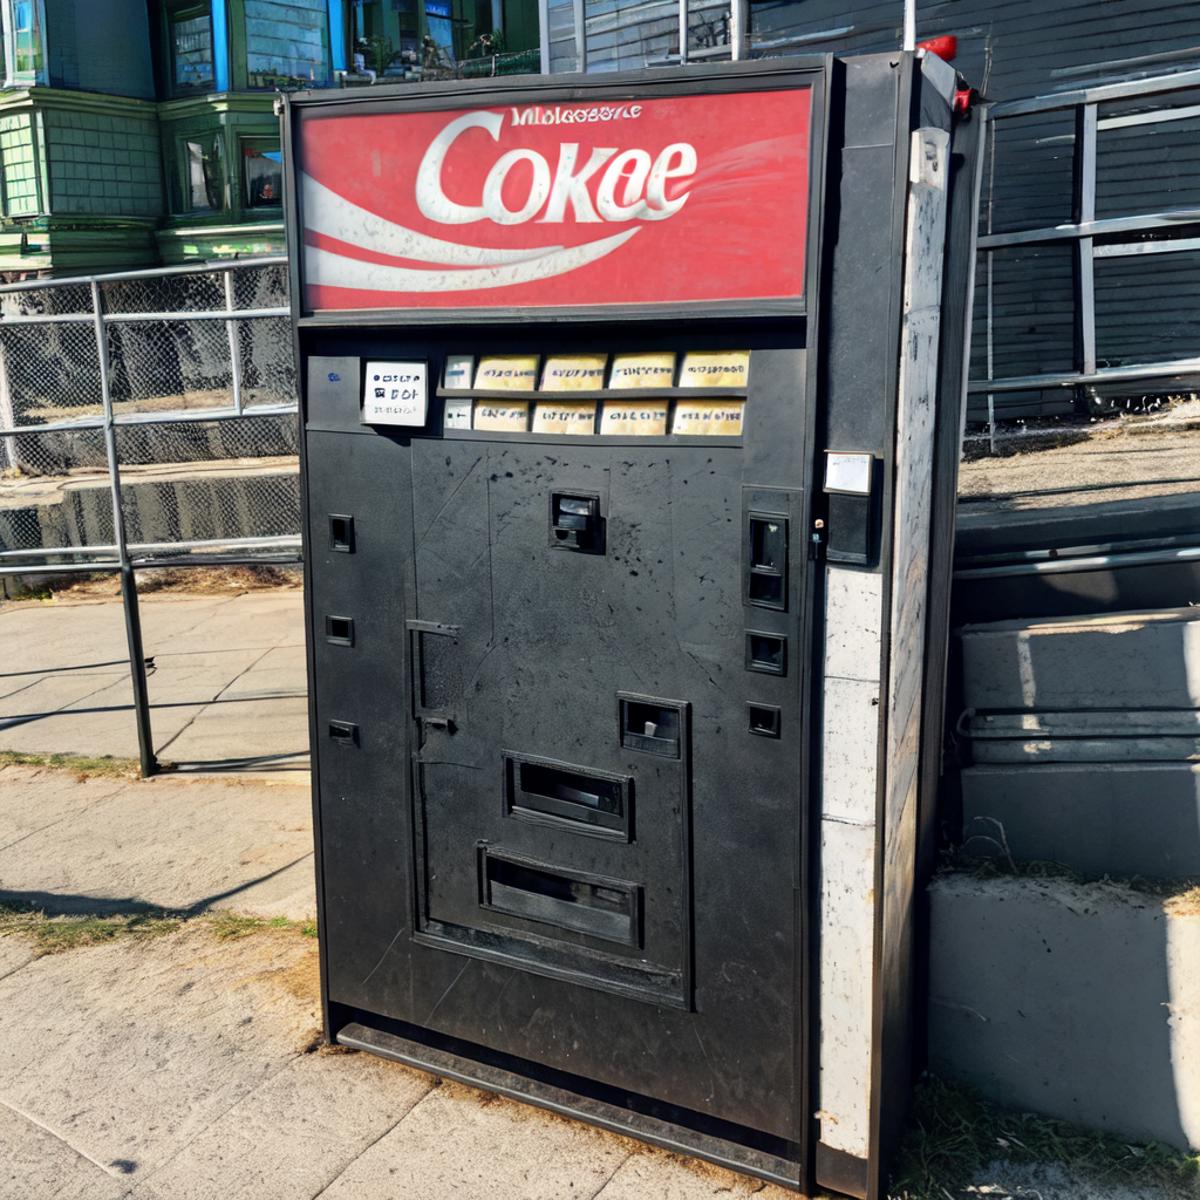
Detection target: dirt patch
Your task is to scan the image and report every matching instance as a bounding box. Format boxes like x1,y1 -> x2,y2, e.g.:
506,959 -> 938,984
7,564 -> 301,603
891,1075 -> 1200,1200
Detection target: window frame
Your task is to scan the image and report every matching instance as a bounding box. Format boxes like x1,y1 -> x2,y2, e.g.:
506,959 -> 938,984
176,127 -> 227,216
2,0 -> 47,86
238,133 -> 283,211
162,0 -> 218,97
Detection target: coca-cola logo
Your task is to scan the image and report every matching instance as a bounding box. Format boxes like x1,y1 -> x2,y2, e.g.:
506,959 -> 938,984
416,110 -> 696,226
299,87 -> 811,310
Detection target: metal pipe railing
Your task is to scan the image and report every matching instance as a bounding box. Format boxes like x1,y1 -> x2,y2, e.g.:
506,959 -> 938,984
0,254 -> 299,777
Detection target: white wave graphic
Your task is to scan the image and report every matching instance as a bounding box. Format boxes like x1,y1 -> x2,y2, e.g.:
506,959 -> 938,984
303,174 -> 563,267
305,228 -> 640,293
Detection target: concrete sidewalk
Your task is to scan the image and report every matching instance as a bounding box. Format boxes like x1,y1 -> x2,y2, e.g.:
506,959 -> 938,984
0,590 -> 308,777
0,759 -> 792,1200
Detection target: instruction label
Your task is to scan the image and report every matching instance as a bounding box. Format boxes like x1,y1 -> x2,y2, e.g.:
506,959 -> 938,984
679,350 -> 750,389
363,360 -> 428,426
533,401 -> 597,435
541,354 -> 608,391
610,352 -> 676,389
474,401 -> 530,431
475,355 -> 539,390
600,400 -> 668,435
671,399 -> 745,436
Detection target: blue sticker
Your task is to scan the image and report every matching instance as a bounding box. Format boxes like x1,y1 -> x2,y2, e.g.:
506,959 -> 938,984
327,372 -> 340,382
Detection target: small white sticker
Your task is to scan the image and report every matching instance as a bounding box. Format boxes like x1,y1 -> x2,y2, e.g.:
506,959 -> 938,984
443,397 -> 473,430
824,451 -> 873,496
443,355 -> 474,390
363,361 -> 428,426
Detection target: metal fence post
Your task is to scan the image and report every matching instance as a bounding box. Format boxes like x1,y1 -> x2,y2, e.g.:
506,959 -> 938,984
224,268 -> 244,415
92,278 -> 157,778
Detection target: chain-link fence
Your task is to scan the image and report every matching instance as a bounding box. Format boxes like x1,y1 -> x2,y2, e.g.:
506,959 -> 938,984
0,256 -> 300,775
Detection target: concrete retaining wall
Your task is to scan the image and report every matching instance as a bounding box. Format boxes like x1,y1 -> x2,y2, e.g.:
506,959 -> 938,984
929,872 -> 1200,1152
0,460 -> 299,552
962,762 -> 1200,880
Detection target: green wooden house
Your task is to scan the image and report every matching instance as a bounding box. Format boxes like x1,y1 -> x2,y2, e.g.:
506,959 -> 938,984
0,0 -> 539,275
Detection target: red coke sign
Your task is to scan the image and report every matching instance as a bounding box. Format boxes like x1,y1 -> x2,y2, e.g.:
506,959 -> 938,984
298,87 -> 812,312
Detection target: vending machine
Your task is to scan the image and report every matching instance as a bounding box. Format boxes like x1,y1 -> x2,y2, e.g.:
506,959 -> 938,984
284,51 -> 980,1199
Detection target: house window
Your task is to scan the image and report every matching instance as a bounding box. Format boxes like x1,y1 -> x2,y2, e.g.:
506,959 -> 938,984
242,138 -> 282,208
10,0 -> 44,79
167,1 -> 215,92
245,0 -> 330,86
184,134 -> 224,212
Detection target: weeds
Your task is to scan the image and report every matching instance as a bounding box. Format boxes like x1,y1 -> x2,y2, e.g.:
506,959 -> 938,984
208,913 -> 318,941
890,1075 -> 1200,1199
0,905 -> 317,956
0,750 -> 142,780
0,906 -> 180,954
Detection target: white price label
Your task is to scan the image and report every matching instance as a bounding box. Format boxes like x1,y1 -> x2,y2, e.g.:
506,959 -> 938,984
824,451 -> 874,496
363,361 -> 428,426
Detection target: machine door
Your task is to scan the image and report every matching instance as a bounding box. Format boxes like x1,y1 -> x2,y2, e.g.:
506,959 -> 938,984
309,333 -> 811,1151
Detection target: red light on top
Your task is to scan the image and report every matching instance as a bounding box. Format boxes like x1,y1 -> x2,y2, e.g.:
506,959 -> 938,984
917,34 -> 957,61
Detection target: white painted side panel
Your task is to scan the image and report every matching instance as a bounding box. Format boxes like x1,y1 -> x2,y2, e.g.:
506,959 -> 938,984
817,818 -> 877,1156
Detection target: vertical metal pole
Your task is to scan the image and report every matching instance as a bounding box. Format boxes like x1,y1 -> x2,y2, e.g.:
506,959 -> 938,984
902,0 -> 916,51
678,0 -> 688,64
730,0 -> 746,60
224,268 -> 243,415
1075,104 -> 1098,388
92,279 -> 157,778
985,114 -> 997,454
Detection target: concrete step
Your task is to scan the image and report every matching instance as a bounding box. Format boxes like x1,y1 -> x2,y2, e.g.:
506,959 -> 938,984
960,607 -> 1200,712
929,871 -> 1200,1153
962,762 -> 1200,879
965,709 -> 1200,764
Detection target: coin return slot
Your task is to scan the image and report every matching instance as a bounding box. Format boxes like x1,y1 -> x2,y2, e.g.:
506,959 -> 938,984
747,703 -> 782,738
746,632 -> 786,676
328,720 -> 358,746
480,849 -> 640,946
325,615 -> 355,646
620,698 -> 681,758
746,514 -> 787,610
504,754 -> 629,837
328,513 -> 355,553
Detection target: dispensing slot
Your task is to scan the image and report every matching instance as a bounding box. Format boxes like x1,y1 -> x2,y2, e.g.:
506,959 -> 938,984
504,753 -> 630,838
619,697 -> 682,758
480,848 -> 640,946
